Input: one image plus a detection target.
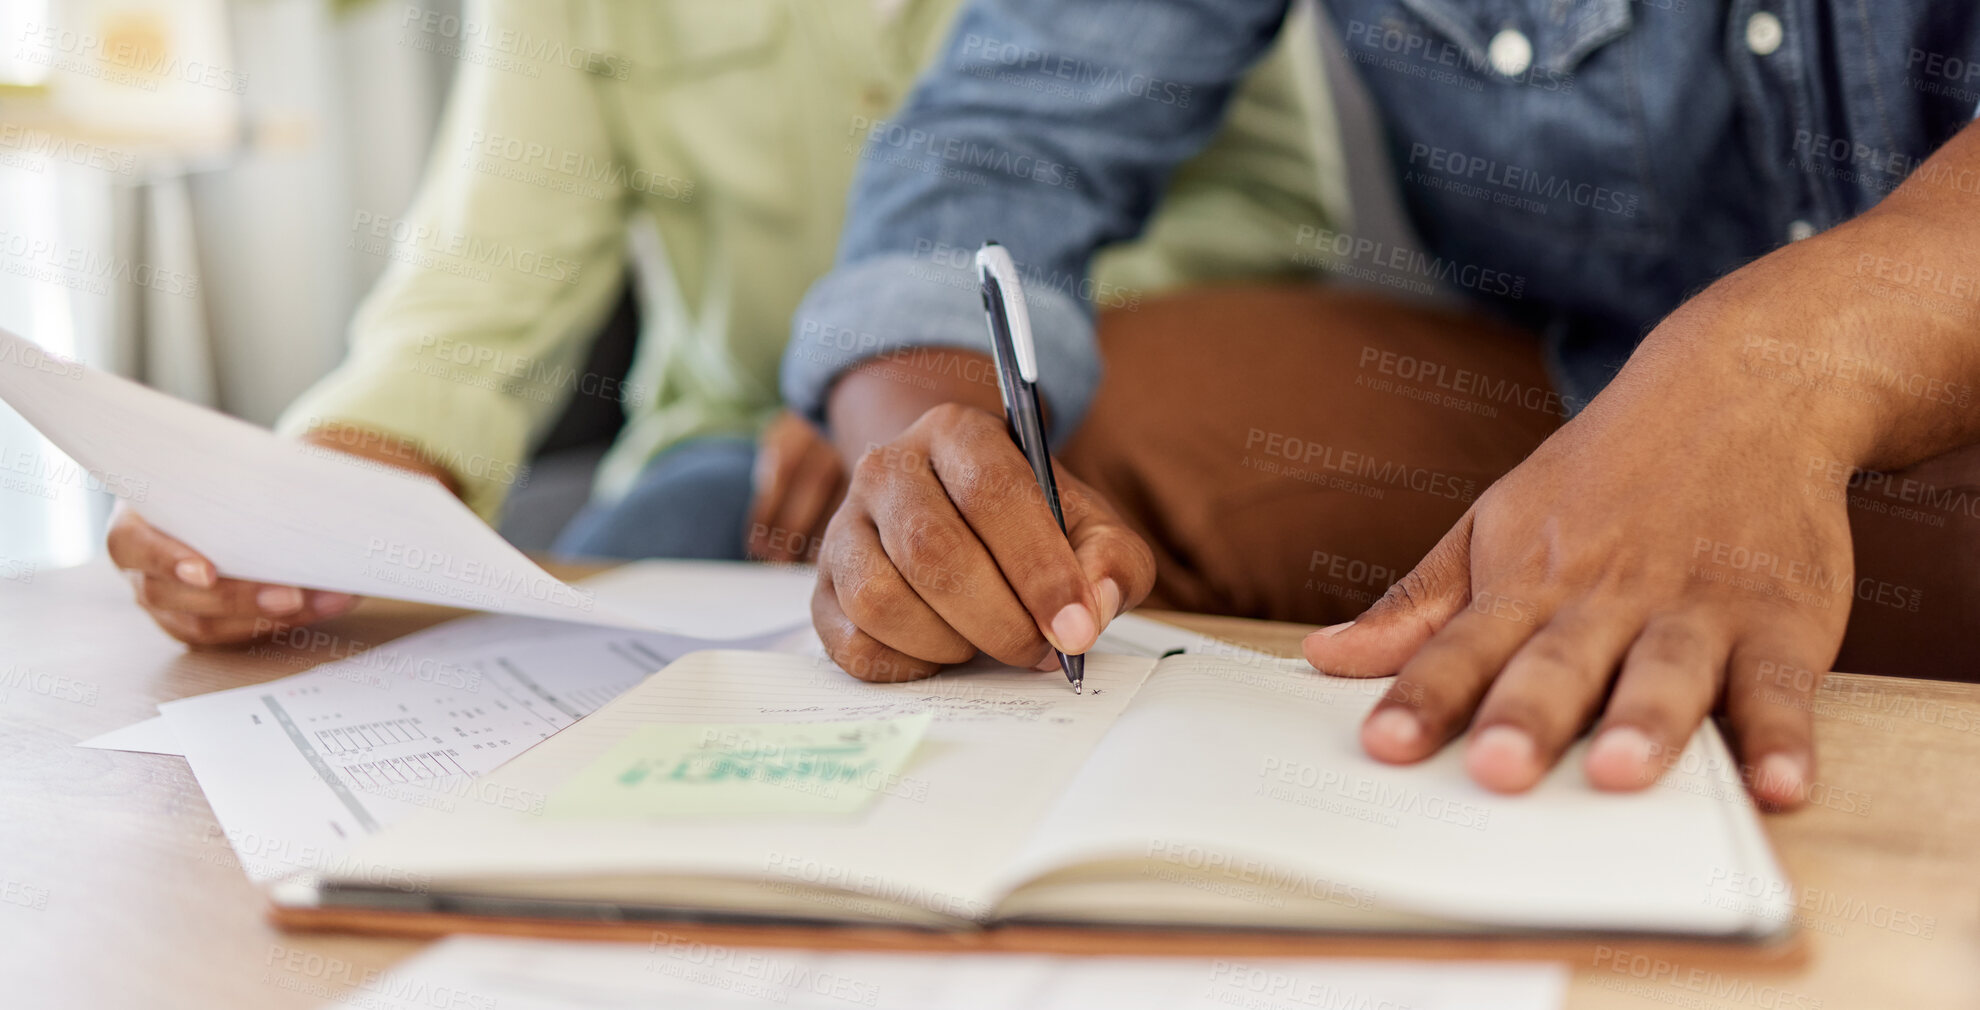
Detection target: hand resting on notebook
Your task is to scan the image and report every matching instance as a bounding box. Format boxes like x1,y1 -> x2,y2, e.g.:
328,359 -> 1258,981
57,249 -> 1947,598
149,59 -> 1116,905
1301,289 -> 1855,811
1305,149 -> 1980,810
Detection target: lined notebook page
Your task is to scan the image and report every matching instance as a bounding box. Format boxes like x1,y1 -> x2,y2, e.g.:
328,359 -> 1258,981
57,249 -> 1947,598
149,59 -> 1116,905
334,650 -> 1158,919
996,654 -> 1792,935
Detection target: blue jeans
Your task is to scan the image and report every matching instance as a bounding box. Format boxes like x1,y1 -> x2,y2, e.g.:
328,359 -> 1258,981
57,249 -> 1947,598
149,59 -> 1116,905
552,436 -> 756,561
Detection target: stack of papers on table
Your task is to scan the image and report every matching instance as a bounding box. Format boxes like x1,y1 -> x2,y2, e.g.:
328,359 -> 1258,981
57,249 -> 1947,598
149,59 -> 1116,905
79,552 -> 1241,884
80,561 -> 819,880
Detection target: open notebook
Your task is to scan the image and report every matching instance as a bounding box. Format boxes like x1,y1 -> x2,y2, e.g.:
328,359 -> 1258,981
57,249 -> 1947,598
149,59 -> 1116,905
280,648 -> 1794,939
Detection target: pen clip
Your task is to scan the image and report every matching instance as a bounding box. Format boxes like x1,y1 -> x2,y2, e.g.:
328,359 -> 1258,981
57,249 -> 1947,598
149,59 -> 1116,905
974,243 -> 1038,384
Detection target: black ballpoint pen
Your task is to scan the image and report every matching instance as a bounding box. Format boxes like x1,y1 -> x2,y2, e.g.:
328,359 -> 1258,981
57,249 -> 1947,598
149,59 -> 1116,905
976,241 -> 1084,693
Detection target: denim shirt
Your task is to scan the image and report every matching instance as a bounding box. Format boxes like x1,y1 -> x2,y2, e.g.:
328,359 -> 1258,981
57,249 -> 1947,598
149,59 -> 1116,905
785,0 -> 1980,438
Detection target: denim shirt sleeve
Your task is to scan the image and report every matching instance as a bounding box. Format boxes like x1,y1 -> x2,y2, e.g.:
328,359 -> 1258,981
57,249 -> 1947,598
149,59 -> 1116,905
784,0 -> 1293,444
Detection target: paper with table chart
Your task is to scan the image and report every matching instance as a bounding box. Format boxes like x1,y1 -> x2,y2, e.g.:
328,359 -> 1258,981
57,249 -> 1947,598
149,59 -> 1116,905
318,935 -> 1569,1010
160,613 -> 729,881
0,325 -> 828,634
78,560 -> 816,763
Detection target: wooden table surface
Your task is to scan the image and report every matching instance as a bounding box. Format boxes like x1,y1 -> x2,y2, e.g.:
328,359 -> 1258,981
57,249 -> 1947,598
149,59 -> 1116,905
3,560 -> 1976,1009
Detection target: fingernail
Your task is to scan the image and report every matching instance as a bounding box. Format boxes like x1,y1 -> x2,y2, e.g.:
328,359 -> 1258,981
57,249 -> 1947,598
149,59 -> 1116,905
1587,726 -> 1657,787
256,586 -> 304,614
1096,578 -> 1122,623
1756,753 -> 1807,804
1050,602 -> 1097,653
1363,708 -> 1422,756
1312,621 -> 1355,639
1033,654 -> 1060,673
1467,725 -> 1539,792
174,559 -> 213,588
310,591 -> 356,615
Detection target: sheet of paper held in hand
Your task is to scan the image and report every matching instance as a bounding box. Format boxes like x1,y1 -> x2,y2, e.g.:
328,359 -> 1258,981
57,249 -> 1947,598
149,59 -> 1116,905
0,325 -> 828,634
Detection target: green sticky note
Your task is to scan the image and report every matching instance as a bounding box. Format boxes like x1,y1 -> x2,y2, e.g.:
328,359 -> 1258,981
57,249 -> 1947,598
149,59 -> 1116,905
546,713 -> 933,818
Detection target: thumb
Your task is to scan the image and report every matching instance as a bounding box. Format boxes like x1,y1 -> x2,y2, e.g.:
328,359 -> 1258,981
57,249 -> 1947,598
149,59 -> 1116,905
1304,510 -> 1475,678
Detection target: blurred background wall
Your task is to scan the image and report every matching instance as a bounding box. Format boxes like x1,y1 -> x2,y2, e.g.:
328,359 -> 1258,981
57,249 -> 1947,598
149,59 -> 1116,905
0,0 -> 459,567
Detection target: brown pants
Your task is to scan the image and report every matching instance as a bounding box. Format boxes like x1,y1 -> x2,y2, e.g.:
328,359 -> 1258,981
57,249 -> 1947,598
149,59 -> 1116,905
1063,284 -> 1979,681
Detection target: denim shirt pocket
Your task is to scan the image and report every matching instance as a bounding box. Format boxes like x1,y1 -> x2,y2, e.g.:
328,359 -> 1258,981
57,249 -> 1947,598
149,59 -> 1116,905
1391,0 -> 1632,83
1533,0 -> 1633,75
1347,0 -> 1657,245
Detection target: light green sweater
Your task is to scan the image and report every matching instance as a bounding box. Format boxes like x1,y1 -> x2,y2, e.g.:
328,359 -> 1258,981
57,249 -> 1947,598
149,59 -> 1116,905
278,0 -> 1337,521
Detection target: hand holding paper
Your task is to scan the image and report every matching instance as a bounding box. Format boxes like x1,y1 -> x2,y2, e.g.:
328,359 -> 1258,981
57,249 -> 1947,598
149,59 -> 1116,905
108,419 -> 481,643
0,326 -> 804,639
107,505 -> 364,645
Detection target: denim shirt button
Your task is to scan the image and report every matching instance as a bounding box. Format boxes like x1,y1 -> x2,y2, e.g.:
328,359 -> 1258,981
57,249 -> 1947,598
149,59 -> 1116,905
1787,219 -> 1817,242
1745,11 -> 1784,56
1487,28 -> 1533,78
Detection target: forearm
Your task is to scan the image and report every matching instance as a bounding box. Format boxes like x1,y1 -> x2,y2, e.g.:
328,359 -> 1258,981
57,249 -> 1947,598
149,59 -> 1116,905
823,352 -> 1004,463
275,0 -> 631,521
301,424 -> 463,496
1830,121 -> 1980,465
1613,122 -> 1980,469
786,0 -> 1291,443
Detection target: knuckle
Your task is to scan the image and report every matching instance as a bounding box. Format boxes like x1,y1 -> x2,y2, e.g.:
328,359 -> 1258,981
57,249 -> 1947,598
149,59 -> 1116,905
896,516 -> 969,574
980,623 -> 1047,666
220,582 -> 259,616
828,638 -> 885,681
1390,653 -> 1464,707
1382,679 -> 1431,709
938,456 -> 1003,508
105,525 -> 133,565
851,446 -> 896,488
815,519 -> 859,572
1483,699 -> 1555,736
956,431 -> 1024,483
836,638 -> 929,683
1635,619 -> 1710,668
862,441 -> 931,488
182,617 -> 221,646
1004,553 -> 1080,602
921,401 -> 980,435
837,569 -> 898,629
1372,572 -> 1431,615
1392,672 -> 1466,724
1090,525 -> 1155,580
1641,619 -> 1703,659
1516,635 -> 1584,678
1607,701 -> 1690,741
810,576 -> 856,639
